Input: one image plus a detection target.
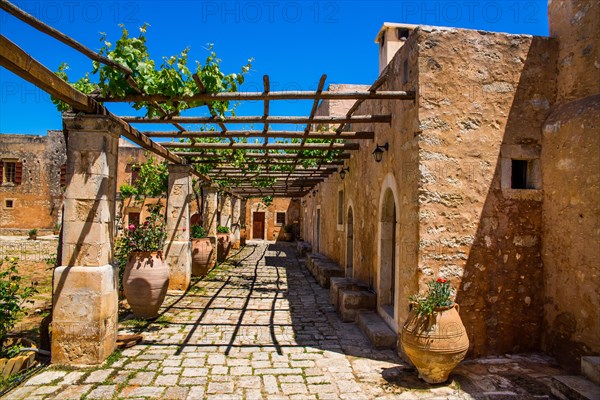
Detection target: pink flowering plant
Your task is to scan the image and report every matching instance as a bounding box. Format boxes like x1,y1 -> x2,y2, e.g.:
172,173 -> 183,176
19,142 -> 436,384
121,204 -> 167,253
409,278 -> 455,316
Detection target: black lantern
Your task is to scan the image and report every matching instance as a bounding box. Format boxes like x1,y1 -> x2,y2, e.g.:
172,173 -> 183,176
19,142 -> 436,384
373,143 -> 389,163
339,167 -> 350,180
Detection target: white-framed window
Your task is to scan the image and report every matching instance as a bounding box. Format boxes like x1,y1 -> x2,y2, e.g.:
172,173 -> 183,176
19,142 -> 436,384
4,199 -> 15,209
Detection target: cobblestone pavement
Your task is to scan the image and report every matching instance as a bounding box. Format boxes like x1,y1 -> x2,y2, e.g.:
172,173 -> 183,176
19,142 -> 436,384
5,241 -> 565,399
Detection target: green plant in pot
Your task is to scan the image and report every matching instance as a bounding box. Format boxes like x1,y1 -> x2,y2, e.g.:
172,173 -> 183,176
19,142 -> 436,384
27,229 -> 37,240
401,278 -> 469,384
190,225 -> 214,277
216,226 -> 232,261
118,203 -> 169,319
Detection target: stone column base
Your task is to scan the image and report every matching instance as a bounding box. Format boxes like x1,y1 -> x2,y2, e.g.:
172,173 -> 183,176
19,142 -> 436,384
165,240 -> 191,291
52,264 -> 117,365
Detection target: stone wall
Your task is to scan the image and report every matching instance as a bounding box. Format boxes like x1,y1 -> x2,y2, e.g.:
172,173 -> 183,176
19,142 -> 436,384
303,27 -> 558,357
541,0 -> 600,372
0,131 -> 66,234
245,197 -> 302,241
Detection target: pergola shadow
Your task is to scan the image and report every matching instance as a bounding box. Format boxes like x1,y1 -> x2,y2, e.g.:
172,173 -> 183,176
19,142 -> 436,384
131,242 -> 400,365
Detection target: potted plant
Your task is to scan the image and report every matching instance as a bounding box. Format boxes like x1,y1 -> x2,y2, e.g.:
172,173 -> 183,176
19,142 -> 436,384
0,257 -> 38,379
119,203 -> 169,319
401,278 -> 469,384
283,224 -> 294,242
27,229 -> 37,240
216,225 -> 232,261
190,225 -> 214,277
52,222 -> 61,235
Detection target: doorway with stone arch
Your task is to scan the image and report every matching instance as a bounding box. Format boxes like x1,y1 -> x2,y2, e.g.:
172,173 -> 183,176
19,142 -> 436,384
346,206 -> 354,278
378,183 -> 398,330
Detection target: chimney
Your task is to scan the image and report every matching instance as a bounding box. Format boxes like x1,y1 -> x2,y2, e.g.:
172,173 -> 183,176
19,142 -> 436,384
375,23 -> 416,74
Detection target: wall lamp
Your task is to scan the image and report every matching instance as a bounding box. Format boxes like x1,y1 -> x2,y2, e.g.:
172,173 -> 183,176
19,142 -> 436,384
373,142 -> 389,163
339,167 -> 350,180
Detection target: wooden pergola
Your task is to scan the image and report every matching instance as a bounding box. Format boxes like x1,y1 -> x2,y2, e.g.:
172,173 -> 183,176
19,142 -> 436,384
0,0 -> 415,198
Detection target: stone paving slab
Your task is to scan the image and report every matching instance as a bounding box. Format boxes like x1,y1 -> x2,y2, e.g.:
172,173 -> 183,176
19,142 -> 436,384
4,242 -> 566,399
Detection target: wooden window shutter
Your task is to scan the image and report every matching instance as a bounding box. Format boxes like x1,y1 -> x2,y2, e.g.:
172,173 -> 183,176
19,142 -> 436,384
60,163 -> 67,186
14,162 -> 23,184
0,162 -> 3,184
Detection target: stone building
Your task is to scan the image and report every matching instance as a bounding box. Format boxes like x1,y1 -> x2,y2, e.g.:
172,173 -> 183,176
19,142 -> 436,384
0,131 -> 66,235
302,1 -> 599,372
245,197 -> 302,241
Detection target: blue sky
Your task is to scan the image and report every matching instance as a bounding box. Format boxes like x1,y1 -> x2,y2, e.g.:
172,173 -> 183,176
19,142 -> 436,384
1,0 -> 549,135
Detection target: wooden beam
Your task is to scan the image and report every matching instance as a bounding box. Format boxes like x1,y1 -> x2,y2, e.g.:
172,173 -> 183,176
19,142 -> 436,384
165,142 -> 359,151
0,0 -> 133,76
0,35 -> 96,113
189,159 -> 346,165
96,90 -> 415,103
121,115 -> 391,125
143,130 -> 375,139
178,152 -> 352,160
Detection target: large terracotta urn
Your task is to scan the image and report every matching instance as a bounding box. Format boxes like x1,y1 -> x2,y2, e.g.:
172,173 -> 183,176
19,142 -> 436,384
401,304 -> 469,384
123,251 -> 169,319
217,233 -> 233,261
191,238 -> 214,276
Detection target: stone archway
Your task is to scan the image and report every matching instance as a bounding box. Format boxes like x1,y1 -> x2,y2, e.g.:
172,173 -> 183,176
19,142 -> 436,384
378,187 -> 397,324
346,206 -> 354,277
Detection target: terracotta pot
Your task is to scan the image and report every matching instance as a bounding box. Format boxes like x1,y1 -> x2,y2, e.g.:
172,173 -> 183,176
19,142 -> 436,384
123,251 -> 169,319
401,303 -> 469,384
217,233 -> 233,261
191,238 -> 214,276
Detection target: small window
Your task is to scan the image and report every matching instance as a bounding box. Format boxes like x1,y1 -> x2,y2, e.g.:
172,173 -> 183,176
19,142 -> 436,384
511,160 -> 529,189
130,166 -> 140,185
337,190 -> 344,226
276,212 -> 286,226
5,199 -> 14,208
128,212 -> 140,227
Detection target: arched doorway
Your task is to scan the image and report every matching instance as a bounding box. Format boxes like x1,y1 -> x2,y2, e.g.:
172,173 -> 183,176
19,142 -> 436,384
346,207 -> 354,277
379,188 -> 396,321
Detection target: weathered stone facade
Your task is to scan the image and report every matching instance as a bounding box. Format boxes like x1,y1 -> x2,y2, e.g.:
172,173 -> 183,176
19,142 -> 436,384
302,2 -> 599,372
0,131 -> 66,235
541,0 -> 600,372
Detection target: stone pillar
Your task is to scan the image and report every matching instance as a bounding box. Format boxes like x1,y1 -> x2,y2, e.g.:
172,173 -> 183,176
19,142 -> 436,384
220,193 -> 232,228
202,186 -> 218,268
53,114 -> 119,365
164,164 -> 193,291
232,197 -> 241,249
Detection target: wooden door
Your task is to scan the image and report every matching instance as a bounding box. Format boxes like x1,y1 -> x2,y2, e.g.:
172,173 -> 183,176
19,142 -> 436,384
253,212 -> 265,239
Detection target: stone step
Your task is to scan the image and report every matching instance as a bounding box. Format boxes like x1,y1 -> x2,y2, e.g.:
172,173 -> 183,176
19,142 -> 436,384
582,356 -> 600,385
339,289 -> 376,322
550,375 -> 600,400
357,311 -> 397,350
